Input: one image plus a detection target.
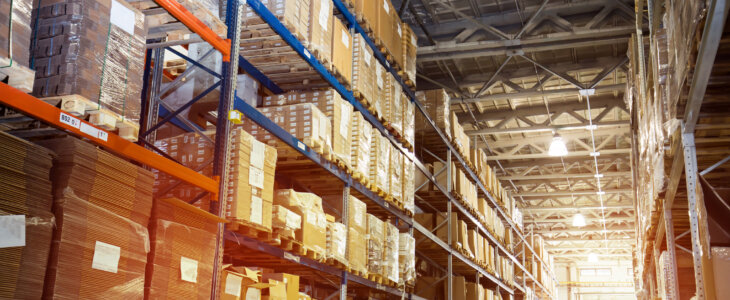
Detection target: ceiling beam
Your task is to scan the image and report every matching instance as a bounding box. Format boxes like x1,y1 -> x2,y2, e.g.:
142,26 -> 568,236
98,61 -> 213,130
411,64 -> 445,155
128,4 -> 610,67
533,226 -> 634,234
527,217 -> 634,224
501,171 -> 631,181
484,148 -> 631,160
459,94 -> 626,121
543,238 -> 633,243
521,204 -> 634,212
515,189 -> 633,197
455,83 -> 625,104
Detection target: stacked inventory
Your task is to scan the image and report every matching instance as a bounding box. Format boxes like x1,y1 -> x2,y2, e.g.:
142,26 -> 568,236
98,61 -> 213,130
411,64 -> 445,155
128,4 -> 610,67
350,112 -> 373,182
32,0 -> 146,139
145,198 -> 223,299
247,103 -> 332,157
325,216 -> 348,266
275,189 -> 327,257
352,35 -> 376,110
366,214 -> 384,277
382,221 -> 399,284
38,136 -> 154,299
331,18 -> 353,86
0,0 -> 35,92
0,132 -> 55,299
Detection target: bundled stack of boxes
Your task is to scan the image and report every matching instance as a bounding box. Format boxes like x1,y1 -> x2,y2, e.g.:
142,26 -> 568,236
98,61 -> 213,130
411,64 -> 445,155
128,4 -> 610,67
275,189 -> 327,256
0,0 -> 35,92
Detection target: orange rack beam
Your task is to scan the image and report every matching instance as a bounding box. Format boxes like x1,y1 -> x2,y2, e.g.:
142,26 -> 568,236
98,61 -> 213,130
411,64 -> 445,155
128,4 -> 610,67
0,82 -> 220,196
154,0 -> 231,61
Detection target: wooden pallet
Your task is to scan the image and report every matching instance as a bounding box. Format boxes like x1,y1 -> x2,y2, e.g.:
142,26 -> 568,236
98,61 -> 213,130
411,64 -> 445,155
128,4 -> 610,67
300,246 -> 325,262
367,273 -> 383,284
164,59 -> 187,77
325,257 -> 349,271
40,94 -> 140,141
0,57 -> 34,93
350,267 -> 367,277
130,0 -> 226,42
227,220 -> 273,241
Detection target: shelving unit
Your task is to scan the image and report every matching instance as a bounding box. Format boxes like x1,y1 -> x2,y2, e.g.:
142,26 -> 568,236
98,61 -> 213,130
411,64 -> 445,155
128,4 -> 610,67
0,0 -> 559,298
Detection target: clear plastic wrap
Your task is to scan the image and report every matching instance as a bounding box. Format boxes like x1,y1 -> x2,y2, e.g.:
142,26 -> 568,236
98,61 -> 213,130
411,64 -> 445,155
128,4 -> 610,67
0,0 -> 32,68
145,219 -> 217,299
366,214 -> 384,275
45,188 -> 150,299
251,103 -> 333,155
403,96 -> 415,146
402,160 -> 415,215
243,0 -> 310,41
331,18 -> 352,85
400,22 -> 417,86
389,147 -> 403,203
398,233 -> 415,286
415,89 -> 451,138
347,227 -> 368,275
384,72 -> 403,135
0,208 -> 55,300
325,220 -> 347,265
369,128 -> 390,194
272,205 -> 302,234
450,112 -> 470,153
37,136 -> 154,227
712,247 -> 730,296
347,195 -> 367,233
32,0 -> 146,124
274,189 -> 326,255
262,89 -> 352,166
307,0 -> 333,64
382,221 -> 399,282
352,34 -> 375,105
350,112 -> 372,179
373,62 -> 385,117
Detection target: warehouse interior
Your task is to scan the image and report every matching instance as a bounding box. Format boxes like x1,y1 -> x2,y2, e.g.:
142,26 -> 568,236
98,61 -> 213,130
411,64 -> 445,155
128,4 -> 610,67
0,0 -> 728,299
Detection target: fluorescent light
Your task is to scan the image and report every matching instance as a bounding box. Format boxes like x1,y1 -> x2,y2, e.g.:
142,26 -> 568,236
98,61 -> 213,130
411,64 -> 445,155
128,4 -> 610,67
586,124 -> 597,130
572,213 -> 586,227
588,253 -> 599,263
548,135 -> 568,156
590,152 -> 601,157
596,191 -> 606,195
594,174 -> 604,178
579,89 -> 596,96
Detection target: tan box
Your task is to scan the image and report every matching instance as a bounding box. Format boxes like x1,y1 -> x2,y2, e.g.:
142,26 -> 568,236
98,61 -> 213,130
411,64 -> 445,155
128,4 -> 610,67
250,103 -> 332,154
351,112 -> 372,178
467,229 -> 478,260
466,282 -> 482,300
382,221 -> 399,282
326,219 -> 348,265
384,72 -> 404,135
271,205 -> 301,238
331,18 -> 353,86
308,0 -> 333,65
403,96 -> 415,146
243,0 -> 310,43
400,23 -> 417,86
353,0 -> 378,29
375,0 -> 401,66
415,277 -> 442,299
450,112 -> 470,153
366,214 -> 384,275
415,89 -> 451,138
398,233 -> 415,286
352,35 -> 376,106
372,62 -> 386,117
369,128 -> 390,194
261,273 -> 299,300
274,189 -> 327,254
444,276 -> 467,300
402,159 -> 415,214
262,90 -> 352,166
348,228 -> 368,275
389,147 -> 403,203
436,212 -> 466,249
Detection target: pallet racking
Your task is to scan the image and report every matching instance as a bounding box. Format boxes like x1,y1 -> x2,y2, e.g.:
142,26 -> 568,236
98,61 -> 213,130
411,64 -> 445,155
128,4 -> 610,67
0,0 -> 558,298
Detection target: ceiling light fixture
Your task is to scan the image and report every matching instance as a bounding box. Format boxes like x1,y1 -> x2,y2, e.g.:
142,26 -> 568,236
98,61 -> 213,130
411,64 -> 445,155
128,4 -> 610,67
588,253 -> 599,263
548,134 -> 568,157
596,191 -> 606,196
572,213 -> 586,227
590,152 -> 601,157
594,174 -> 604,178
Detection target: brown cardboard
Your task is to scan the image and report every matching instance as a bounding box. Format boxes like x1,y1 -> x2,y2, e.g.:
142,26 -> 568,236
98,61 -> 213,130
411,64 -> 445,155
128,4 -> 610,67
331,18 -> 353,85
274,190 -> 327,254
369,128 -> 390,194
444,276 -> 467,300
367,214 -> 384,275
353,0 -> 377,29
352,35 -> 376,105
262,273 -> 299,300
348,228 -> 368,275
415,276 -> 442,299
350,112 -> 372,178
415,89 -> 451,138
307,0 -> 333,65
251,103 -> 333,154
466,282 -> 481,300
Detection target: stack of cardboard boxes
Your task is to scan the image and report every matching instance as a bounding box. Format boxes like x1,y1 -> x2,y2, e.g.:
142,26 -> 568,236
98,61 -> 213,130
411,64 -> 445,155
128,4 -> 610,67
350,113 -> 373,180
366,214 -> 384,276
331,18 -> 353,86
325,216 -> 348,266
248,103 -> 333,157
382,221 -> 400,283
0,0 -> 35,92
219,265 -> 299,300
275,190 -> 327,256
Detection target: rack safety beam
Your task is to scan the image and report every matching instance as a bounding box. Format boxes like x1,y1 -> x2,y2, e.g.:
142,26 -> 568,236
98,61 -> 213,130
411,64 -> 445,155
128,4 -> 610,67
153,0 -> 231,61
0,82 -> 220,195
224,231 -> 421,298
332,0 -> 557,287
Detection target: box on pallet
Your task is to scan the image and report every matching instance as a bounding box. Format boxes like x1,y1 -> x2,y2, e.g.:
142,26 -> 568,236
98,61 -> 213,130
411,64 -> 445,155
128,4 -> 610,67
262,90 -> 352,166
403,94 -> 415,146
389,148 -> 403,203
369,128 -> 390,195
325,217 -> 348,265
243,0 -> 310,41
32,0 -> 146,132
384,72 -> 404,135
308,0 -> 333,65
352,35 -> 376,106
398,233 -> 416,286
352,0 -> 378,31
444,275 -> 467,300
350,112 -> 372,179
400,22 -> 417,86
0,0 -> 35,92
250,103 -> 333,156
382,221 -> 399,282
415,89 -> 451,138
366,214 -> 384,275
450,112 -> 470,153
331,18 -> 353,85
272,205 -> 302,239
375,0 -> 403,68
402,159 -> 415,214
348,227 -> 368,275
274,189 -> 327,255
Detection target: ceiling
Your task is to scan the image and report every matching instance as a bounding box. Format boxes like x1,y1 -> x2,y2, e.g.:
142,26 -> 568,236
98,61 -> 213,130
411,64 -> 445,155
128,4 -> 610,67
396,0 -> 640,262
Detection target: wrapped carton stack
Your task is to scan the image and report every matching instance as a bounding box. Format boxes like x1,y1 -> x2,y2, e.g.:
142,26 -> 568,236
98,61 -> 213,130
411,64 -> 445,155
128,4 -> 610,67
398,233 -> 416,286
275,189 -> 327,256
369,128 -> 390,196
246,103 -> 333,158
415,89 -> 451,139
272,205 -> 302,241
307,0 -> 333,67
366,214 -> 384,276
388,150 -> 403,205
145,198 -> 223,299
0,0 -> 35,92
350,112 -> 373,181
331,18 -> 353,86
325,216 -> 348,266
352,35 -> 376,110
32,0 -> 146,137
0,132 -> 55,299
382,221 -> 399,283
329,195 -> 368,275
262,90 -> 353,167
400,22 -> 418,87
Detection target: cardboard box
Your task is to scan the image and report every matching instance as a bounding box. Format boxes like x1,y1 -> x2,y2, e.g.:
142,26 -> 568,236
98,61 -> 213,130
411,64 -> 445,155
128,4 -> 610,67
262,90 -> 352,166
331,18 -> 353,85
353,0 -> 377,29
243,0 -> 310,42
352,35 -> 376,105
444,276 -> 467,300
274,189 -> 327,254
308,0 -> 333,65
366,214 -> 384,275
415,276 -> 442,299
348,228 -> 368,275
389,148 -> 403,203
400,22 -> 417,86
450,112 -> 470,153
402,159 -> 415,215
384,72 -> 404,135
326,219 -> 348,265
712,247 -> 730,297
262,273 -> 300,300
436,212 -> 468,249
466,282 -> 483,300
403,96 -> 415,147
382,221 -> 399,282
271,205 -> 301,238
372,62 -> 386,117
350,112 -> 372,178
415,89 -> 451,138
252,103 -> 333,155
369,128 -> 390,194
398,233 -> 415,286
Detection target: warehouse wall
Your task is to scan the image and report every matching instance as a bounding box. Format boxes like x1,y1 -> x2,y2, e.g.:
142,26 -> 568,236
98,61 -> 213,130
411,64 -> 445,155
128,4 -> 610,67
555,260 -> 636,300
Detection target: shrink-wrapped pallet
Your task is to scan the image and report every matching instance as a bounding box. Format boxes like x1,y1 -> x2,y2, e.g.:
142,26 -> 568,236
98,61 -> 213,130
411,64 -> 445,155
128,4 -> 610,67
372,61 -> 386,118
242,0 -> 309,41
0,0 -> 34,91
272,205 -> 302,239
375,0 -> 402,67
350,112 -> 372,179
44,190 -> 150,299
0,131 -> 55,212
262,90 -> 352,166
326,220 -> 348,265
366,214 -> 384,275
382,221 -> 399,282
32,0 -> 146,125
389,148 -> 403,203
331,18 -> 353,85
352,0 -> 377,31
38,136 -> 154,227
398,233 -> 415,286
275,189 -> 327,255
352,35 -> 376,107
402,159 -> 415,214
251,103 -> 333,156
384,72 -> 404,135
450,112 -> 470,153
369,128 -> 390,195
403,95 -> 415,146
415,89 -> 451,138
348,227 -> 368,275
400,22 -> 417,86
308,0 -> 333,65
